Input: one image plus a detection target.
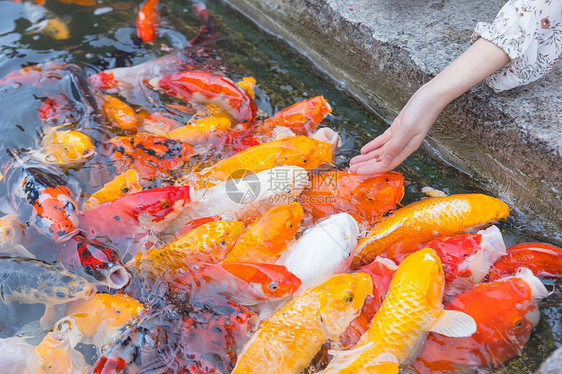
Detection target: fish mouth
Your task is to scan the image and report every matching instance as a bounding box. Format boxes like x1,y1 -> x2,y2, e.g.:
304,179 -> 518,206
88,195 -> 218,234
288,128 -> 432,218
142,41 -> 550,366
107,266 -> 131,289
55,228 -> 80,242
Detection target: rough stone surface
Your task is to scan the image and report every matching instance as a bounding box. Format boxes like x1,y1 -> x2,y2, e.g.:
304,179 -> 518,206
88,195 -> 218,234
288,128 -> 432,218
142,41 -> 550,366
537,346 -> 562,374
221,0 -> 562,234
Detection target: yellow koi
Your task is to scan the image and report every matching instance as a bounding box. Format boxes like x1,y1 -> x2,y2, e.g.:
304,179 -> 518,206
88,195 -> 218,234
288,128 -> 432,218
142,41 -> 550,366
81,169 -> 142,211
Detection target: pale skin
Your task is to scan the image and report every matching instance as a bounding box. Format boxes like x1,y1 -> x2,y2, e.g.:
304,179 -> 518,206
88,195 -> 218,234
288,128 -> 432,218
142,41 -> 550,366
349,38 -> 511,174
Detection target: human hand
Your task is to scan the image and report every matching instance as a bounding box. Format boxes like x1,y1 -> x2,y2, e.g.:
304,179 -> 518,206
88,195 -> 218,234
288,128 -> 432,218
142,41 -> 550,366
349,84 -> 445,174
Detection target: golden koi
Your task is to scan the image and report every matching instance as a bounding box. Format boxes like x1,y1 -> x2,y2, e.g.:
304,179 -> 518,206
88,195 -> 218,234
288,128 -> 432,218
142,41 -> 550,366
353,194 -> 510,267
39,126 -> 95,168
81,169 -> 142,211
320,248 -> 476,373
101,95 -> 138,130
24,331 -> 88,374
232,272 -> 372,374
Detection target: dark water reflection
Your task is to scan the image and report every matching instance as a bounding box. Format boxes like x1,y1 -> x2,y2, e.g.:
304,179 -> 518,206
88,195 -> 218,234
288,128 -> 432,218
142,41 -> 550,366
0,0 -> 560,371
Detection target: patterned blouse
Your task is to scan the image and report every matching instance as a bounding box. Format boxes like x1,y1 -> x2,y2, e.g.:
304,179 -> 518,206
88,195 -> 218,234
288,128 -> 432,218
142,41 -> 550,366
473,0 -> 562,92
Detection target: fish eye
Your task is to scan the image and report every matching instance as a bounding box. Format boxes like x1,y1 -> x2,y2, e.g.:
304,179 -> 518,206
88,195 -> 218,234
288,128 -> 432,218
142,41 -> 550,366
64,201 -> 76,212
343,291 -> 354,303
83,148 -> 95,158
160,199 -> 171,209
84,266 -> 94,276
220,241 -> 226,246
364,195 -> 374,201
286,221 -> 293,229
300,156 -> 308,164
268,282 -> 279,292
514,319 -> 523,328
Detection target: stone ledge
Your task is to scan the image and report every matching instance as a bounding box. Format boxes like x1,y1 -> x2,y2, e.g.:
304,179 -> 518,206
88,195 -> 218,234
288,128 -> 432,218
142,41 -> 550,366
220,0 -> 562,235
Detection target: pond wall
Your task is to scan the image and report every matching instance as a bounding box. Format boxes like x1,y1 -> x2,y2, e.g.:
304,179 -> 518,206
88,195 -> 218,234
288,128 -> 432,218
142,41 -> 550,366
219,0 -> 562,237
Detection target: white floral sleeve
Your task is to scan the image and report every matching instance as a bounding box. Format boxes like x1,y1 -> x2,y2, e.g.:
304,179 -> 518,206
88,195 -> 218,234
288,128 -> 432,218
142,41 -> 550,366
473,0 -> 562,92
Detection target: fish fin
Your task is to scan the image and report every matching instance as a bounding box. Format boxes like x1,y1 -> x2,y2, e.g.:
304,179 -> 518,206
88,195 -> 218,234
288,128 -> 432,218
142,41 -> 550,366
40,304 -> 66,330
14,244 -> 36,258
323,342 -> 375,372
0,197 -> 16,215
25,20 -> 48,35
430,309 -> 477,337
511,267 -> 550,300
270,126 -> 296,141
357,219 -> 405,251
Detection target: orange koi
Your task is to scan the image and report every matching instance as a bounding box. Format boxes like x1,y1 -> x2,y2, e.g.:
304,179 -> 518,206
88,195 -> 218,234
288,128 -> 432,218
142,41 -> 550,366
101,95 -> 138,130
25,331 -> 88,374
488,242 -> 562,281
171,262 -> 301,306
104,134 -> 193,178
353,194 -> 510,267
150,70 -> 258,128
57,0 -> 96,6
88,71 -> 118,91
37,127 -> 96,168
232,273 -> 372,373
222,203 -> 304,264
300,170 -> 405,224
81,169 -> 143,211
166,116 -> 232,148
136,0 -> 159,43
141,112 -> 183,134
257,96 -> 332,136
0,61 -> 66,87
37,94 -> 76,125
197,135 -> 332,185
174,215 -> 222,238
412,268 -> 549,373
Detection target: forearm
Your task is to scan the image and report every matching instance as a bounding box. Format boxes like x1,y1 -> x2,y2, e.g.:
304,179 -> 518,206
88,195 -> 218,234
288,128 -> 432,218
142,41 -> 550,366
423,38 -> 510,106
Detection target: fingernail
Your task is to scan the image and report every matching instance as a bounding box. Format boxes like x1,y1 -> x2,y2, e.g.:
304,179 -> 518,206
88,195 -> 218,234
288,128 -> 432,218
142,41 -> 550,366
382,155 -> 392,166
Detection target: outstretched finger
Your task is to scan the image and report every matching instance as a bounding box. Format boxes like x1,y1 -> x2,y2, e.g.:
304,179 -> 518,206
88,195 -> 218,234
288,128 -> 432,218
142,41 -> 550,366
360,128 -> 392,155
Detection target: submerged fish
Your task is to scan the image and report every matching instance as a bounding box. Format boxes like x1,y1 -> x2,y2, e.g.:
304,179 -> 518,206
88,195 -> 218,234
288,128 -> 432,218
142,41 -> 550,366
0,256 -> 95,306
223,202 -> 304,264
321,248 -> 476,373
55,293 -> 144,352
136,0 -> 159,43
300,170 -> 405,223
55,233 -> 130,289
232,272 -> 372,374
101,95 -> 138,130
150,70 -> 258,128
488,241 -> 562,281
412,268 -> 549,373
353,194 -> 510,267
4,160 -> 80,242
166,115 -> 232,150
0,61 -> 67,87
0,215 -> 35,257
22,2 -> 71,40
277,213 -> 359,289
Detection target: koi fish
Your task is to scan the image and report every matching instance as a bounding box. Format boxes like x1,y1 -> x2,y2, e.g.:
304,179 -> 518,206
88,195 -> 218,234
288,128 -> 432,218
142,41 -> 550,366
104,134 -> 193,178
0,256 -> 95,306
488,242 -> 562,281
37,94 -> 76,125
320,248 -> 476,373
236,76 -> 256,98
81,169 -> 143,211
166,116 -> 232,150
25,331 -> 88,374
257,96 -> 332,136
129,221 -> 245,281
277,213 -> 359,289
168,166 -> 309,232
416,225 -> 507,297
196,135 -> 332,186
171,262 -> 302,306
55,233 -> 130,289
136,0 -> 159,43
353,194 -> 510,267
174,215 -> 221,238
310,127 -> 341,155
300,170 -> 405,224
22,3 -> 71,40
0,215 -> 35,257
412,267 -> 549,373
101,95 -> 138,130
0,61 -> 67,87
55,293 -> 144,352
0,336 -> 35,373
57,0 -> 96,6
140,112 -> 184,134
37,126 -> 96,168
4,160 -> 80,242
340,257 -> 397,348
80,186 -> 191,240
149,70 -> 258,128
232,272 -> 372,374
222,202 -> 304,264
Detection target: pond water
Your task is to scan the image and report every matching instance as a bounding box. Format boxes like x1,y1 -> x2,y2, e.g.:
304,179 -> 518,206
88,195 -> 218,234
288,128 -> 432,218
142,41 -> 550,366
0,0 -> 560,372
